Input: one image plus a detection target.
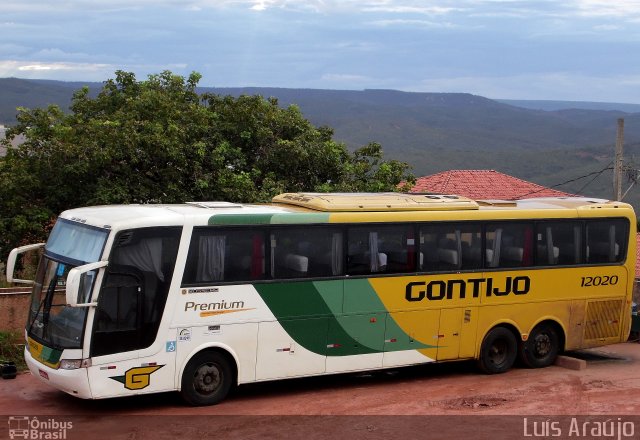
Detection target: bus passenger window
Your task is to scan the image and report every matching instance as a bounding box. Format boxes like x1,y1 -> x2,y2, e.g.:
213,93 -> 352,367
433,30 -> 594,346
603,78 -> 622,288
184,229 -> 265,284
419,223 -> 481,272
535,222 -> 581,266
586,219 -> 627,264
485,223 -> 533,268
347,225 -> 415,275
271,227 -> 343,279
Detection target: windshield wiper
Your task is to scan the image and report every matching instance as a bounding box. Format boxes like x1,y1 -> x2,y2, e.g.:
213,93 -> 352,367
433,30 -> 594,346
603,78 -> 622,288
28,274 -> 58,336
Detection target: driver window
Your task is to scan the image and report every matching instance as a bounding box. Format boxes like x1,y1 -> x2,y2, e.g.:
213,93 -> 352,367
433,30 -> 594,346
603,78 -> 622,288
91,227 -> 181,357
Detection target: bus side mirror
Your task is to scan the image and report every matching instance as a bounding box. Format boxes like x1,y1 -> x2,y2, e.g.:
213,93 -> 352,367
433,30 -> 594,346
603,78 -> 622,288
6,243 -> 45,285
66,261 -> 109,307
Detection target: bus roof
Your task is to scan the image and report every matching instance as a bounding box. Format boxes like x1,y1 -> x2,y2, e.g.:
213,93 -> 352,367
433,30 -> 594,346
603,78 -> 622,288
58,193 -> 634,231
272,193 -> 634,212
271,192 -> 480,211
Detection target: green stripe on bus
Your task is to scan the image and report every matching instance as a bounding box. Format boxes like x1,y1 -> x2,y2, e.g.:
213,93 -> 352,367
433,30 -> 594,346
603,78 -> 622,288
312,280 -> 342,315
270,213 -> 330,224
209,213 -> 330,225
209,214 -> 275,225
313,280 -> 387,353
43,346 -> 62,363
36,344 -> 62,367
343,279 -> 434,351
255,279 -> 433,356
255,281 -> 373,356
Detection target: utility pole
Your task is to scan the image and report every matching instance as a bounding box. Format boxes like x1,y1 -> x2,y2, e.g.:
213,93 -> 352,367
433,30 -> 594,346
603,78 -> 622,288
614,118 -> 624,201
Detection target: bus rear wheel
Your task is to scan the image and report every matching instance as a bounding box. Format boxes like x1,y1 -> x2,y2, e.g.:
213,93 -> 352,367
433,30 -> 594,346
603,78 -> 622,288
478,327 -> 517,374
181,351 -> 234,406
520,323 -> 560,368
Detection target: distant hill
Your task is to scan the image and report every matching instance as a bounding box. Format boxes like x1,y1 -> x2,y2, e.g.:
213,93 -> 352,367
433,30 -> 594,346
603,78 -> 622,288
497,99 -> 640,113
0,78 -> 102,122
204,87 -> 640,156
3,79 -> 639,157
2,77 -> 640,209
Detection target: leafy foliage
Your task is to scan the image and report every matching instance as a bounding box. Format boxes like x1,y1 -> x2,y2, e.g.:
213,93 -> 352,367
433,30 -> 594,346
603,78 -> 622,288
0,331 -> 26,371
0,71 -> 412,260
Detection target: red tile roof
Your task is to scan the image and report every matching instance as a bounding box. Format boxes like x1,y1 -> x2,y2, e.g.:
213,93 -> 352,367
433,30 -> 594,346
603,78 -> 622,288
410,170 -> 575,200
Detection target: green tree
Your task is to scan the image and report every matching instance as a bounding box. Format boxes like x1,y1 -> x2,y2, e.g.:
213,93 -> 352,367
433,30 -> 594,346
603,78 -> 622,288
0,70 -> 413,259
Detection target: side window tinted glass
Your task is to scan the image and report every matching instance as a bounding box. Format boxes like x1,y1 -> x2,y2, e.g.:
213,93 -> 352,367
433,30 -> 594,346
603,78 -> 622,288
184,229 -> 266,284
271,227 -> 343,278
485,223 -> 534,268
347,224 -> 415,275
586,219 -> 627,264
535,222 -> 582,266
419,223 -> 482,271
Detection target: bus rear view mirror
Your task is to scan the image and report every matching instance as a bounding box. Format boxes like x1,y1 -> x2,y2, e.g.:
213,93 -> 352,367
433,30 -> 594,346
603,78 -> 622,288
6,243 -> 45,284
66,261 -> 108,307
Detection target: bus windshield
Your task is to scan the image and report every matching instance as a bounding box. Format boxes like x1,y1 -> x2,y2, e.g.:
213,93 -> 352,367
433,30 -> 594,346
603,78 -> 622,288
27,219 -> 109,349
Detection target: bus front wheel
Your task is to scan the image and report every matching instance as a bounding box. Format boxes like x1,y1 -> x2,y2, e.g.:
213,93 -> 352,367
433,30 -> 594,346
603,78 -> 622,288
520,323 -> 560,368
180,351 -> 234,406
478,327 -> 517,374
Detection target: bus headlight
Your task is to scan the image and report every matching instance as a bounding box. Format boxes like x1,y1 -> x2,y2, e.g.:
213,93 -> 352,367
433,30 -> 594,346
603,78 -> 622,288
59,359 -> 91,370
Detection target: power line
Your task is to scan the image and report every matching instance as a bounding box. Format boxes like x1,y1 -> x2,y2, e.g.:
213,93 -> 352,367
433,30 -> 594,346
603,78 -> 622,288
516,163 -> 613,199
574,164 -> 613,195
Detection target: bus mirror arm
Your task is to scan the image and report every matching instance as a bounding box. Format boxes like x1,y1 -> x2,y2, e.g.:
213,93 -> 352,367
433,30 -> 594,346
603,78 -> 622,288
66,261 -> 109,307
6,243 -> 45,285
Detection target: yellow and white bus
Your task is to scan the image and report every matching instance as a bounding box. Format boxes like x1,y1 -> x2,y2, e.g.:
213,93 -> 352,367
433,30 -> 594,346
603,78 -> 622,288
6,192 -> 636,405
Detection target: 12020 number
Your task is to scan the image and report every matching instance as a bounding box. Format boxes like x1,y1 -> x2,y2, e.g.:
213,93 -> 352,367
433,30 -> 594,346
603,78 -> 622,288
580,275 -> 618,287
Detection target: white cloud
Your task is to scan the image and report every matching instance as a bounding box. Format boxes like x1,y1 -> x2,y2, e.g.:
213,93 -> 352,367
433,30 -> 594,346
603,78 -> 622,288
249,0 -> 271,11
0,1 -> 531,15
593,24 -> 622,31
361,4 -> 463,15
1,0 -> 639,21
31,48 -> 96,62
0,60 -> 194,82
0,60 -> 107,72
0,60 -> 115,81
367,18 -> 457,28
571,0 -> 640,18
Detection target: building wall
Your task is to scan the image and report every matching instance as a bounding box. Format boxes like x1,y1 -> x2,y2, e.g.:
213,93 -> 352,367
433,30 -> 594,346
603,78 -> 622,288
0,290 -> 29,332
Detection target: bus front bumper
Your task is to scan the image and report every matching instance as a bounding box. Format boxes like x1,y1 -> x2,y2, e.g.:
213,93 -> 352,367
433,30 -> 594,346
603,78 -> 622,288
25,347 -> 92,399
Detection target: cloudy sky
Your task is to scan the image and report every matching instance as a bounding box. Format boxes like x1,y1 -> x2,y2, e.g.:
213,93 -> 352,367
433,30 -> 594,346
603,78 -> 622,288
1,0 -> 640,102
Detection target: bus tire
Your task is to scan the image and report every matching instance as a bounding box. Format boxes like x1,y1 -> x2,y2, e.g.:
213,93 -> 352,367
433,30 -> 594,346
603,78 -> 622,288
180,351 -> 233,406
478,327 -> 517,374
520,323 -> 560,368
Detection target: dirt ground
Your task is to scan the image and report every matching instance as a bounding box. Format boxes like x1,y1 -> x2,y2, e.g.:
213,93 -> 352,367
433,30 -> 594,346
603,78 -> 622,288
1,343 -> 640,439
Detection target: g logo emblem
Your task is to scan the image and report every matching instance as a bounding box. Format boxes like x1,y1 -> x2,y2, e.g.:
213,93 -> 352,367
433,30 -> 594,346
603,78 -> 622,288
110,365 -> 164,390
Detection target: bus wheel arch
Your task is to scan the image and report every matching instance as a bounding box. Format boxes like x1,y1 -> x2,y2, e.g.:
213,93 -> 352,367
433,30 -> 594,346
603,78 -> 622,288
179,347 -> 238,406
520,320 -> 564,369
477,325 -> 519,374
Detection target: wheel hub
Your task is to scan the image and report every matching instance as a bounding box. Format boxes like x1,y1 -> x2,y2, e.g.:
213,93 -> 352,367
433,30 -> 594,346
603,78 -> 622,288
534,334 -> 551,357
194,363 -> 221,394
